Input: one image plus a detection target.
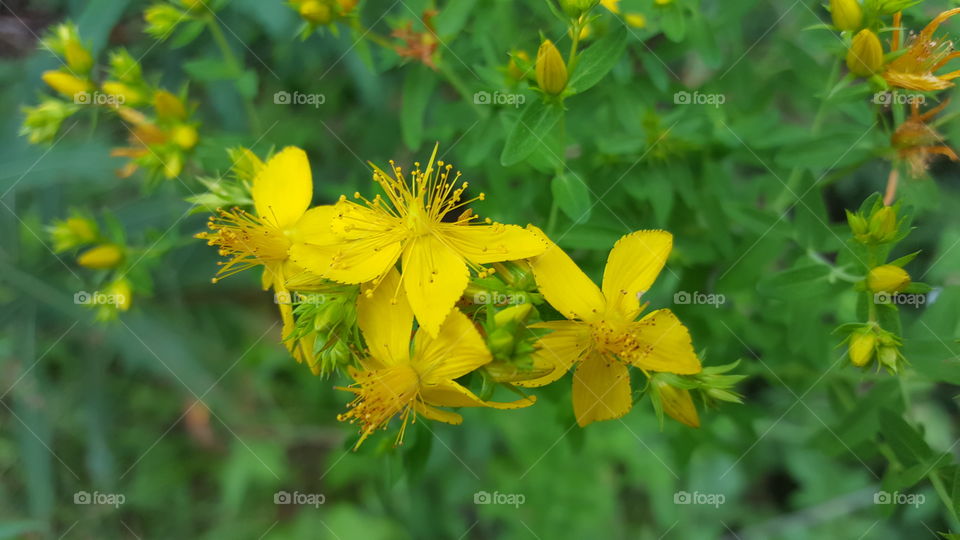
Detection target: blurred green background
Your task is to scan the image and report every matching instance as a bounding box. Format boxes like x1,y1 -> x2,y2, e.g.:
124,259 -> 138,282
2,0 -> 960,538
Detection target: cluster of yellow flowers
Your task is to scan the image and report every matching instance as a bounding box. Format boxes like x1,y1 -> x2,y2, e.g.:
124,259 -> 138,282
23,23 -> 199,181
832,1 -> 959,178
198,145 -> 742,448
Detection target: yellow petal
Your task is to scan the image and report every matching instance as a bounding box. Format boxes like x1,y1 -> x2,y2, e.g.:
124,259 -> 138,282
572,354 -> 632,427
602,230 -> 672,320
413,309 -> 490,382
357,267 -> 413,365
252,147 -> 312,229
289,204 -> 404,284
526,226 -> 605,322
414,402 -> 463,425
627,309 -> 701,374
402,234 -> 469,336
515,321 -> 592,388
437,222 -> 546,264
420,381 -> 536,410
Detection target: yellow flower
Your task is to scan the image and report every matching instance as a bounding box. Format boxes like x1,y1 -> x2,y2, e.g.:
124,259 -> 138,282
197,147 -> 321,368
536,39 -> 568,96
516,227 -> 701,426
77,244 -> 124,269
829,0 -> 862,32
289,144 -> 546,336
846,29 -> 883,77
867,265 -> 911,294
884,8 -> 960,91
654,379 -> 700,428
338,269 -> 535,448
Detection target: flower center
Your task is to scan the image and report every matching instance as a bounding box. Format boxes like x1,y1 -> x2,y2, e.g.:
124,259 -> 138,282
404,202 -> 433,237
590,319 -> 641,359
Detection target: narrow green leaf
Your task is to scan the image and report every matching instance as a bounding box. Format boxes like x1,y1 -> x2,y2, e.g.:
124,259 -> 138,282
500,100 -> 564,166
567,24 -> 627,94
551,172 -> 592,222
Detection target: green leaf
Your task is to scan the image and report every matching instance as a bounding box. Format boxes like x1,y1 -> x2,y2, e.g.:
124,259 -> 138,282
401,65 -> 437,151
500,100 -> 564,166
880,409 -> 933,467
551,172 -> 592,222
568,25 -> 627,94
659,3 -> 687,42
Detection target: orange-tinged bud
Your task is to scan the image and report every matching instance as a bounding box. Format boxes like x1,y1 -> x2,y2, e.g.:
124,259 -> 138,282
536,39 -> 568,96
41,71 -> 93,98
867,265 -> 911,294
847,29 -> 883,77
830,0 -> 862,32
77,244 -> 124,269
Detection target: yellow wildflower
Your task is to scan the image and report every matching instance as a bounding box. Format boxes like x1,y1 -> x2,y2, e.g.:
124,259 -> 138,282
289,144 -> 546,336
339,269 -> 535,448
884,8 -> 960,91
516,227 -> 701,426
197,147 -> 322,368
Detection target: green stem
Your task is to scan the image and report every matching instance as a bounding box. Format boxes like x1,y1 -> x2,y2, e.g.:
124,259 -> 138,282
205,15 -> 261,132
546,196 -> 559,236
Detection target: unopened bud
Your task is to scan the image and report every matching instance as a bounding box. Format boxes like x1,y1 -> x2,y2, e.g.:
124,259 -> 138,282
41,71 -> 92,98
867,206 -> 897,243
867,265 -> 911,294
848,329 -> 876,367
830,0 -> 863,32
299,0 -> 333,24
846,29 -> 883,77
77,244 -> 124,269
536,39 -> 568,96
655,379 -> 700,428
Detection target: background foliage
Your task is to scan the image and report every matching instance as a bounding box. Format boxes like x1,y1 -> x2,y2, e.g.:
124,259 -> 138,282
2,0 -> 960,538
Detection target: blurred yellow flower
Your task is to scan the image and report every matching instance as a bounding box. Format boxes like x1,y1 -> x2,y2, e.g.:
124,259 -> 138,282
516,227 -> 701,426
339,269 -> 535,448
41,71 -> 92,98
289,144 -> 546,336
